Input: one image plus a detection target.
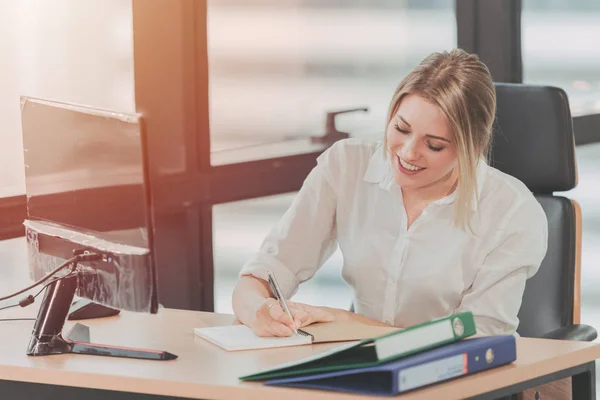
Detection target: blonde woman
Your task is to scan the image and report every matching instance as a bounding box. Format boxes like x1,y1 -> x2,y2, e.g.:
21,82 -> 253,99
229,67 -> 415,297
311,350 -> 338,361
232,49 -> 548,337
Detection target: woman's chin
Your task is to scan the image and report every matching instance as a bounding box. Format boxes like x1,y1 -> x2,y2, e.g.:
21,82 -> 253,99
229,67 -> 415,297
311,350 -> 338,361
392,170 -> 425,188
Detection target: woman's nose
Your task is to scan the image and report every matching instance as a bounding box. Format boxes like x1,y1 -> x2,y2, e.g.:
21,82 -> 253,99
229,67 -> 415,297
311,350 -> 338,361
402,137 -> 420,161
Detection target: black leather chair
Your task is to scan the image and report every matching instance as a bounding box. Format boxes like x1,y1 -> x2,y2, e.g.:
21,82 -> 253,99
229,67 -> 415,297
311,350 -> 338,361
491,83 -> 597,342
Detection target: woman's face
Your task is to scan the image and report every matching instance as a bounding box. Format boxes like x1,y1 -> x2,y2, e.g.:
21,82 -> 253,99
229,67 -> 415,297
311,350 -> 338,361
386,94 -> 458,192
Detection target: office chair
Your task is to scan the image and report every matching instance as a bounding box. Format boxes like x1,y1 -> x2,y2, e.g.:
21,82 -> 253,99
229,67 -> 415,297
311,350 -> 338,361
491,83 -> 597,342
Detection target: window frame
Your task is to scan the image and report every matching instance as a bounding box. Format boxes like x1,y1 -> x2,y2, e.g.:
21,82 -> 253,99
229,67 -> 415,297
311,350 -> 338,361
2,0 -> 598,311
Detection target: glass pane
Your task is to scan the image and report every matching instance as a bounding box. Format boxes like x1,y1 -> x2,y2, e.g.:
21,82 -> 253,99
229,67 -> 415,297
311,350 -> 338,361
0,0 -> 134,198
208,0 -> 457,164
213,193 -> 353,314
522,0 -> 600,116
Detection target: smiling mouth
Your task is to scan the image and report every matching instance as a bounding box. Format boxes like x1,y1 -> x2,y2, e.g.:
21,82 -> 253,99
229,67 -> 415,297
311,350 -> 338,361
397,155 -> 425,173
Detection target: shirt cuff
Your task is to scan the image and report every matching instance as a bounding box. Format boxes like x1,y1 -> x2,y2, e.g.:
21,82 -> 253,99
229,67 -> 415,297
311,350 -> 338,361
239,253 -> 300,299
471,315 -> 517,336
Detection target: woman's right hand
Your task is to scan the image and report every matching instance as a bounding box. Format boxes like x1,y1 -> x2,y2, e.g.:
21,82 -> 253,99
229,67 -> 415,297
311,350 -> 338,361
247,298 -> 336,337
232,275 -> 335,337
247,298 -> 301,337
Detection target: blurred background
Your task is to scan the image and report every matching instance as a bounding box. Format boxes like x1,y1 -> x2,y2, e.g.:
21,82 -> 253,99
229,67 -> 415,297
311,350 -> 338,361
0,0 -> 599,368
206,0 -> 600,317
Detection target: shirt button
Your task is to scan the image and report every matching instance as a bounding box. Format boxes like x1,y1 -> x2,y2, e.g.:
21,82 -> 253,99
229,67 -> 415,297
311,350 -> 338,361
265,245 -> 277,255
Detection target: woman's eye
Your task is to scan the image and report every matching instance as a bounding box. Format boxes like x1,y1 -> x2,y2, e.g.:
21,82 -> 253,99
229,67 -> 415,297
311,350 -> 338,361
394,124 -> 410,134
428,144 -> 444,152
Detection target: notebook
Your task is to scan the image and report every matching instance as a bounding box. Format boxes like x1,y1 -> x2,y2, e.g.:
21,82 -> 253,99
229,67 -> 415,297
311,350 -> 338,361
240,311 -> 476,381
264,335 -> 516,396
194,322 -> 400,352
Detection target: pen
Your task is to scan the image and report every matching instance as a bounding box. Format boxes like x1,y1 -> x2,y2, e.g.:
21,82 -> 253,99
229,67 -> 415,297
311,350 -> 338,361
266,270 -> 298,335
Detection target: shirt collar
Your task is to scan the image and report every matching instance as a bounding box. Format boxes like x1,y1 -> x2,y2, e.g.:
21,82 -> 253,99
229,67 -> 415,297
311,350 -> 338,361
433,159 -> 488,210
363,143 -> 396,191
363,142 -> 488,209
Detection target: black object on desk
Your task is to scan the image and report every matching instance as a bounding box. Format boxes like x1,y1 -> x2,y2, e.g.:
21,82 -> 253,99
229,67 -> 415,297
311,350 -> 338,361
68,299 -> 120,321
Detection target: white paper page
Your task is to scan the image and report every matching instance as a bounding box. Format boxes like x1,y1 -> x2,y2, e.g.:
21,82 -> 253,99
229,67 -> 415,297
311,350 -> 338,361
194,325 -> 312,351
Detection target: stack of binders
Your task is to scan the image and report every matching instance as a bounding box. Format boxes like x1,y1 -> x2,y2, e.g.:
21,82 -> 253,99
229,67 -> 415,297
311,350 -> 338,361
239,311 -> 516,396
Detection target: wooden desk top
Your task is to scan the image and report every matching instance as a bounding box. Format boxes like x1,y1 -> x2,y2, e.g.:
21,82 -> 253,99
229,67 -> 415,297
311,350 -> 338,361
1,307 -> 600,400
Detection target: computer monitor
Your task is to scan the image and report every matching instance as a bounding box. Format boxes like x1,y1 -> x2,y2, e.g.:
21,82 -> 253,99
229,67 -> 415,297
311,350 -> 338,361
19,97 -> 175,360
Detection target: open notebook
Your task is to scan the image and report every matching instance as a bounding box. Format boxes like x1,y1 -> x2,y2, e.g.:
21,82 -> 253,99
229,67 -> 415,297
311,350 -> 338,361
194,322 -> 400,351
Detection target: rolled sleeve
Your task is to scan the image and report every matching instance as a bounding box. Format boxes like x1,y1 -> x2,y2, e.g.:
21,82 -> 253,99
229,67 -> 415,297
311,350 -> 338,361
239,253 -> 300,300
455,198 -> 548,335
238,142 -> 341,299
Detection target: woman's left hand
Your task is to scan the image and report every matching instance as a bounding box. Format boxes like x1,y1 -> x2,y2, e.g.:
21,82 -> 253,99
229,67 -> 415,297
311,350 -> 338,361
286,301 -> 337,328
288,302 -> 398,328
285,302 -> 397,328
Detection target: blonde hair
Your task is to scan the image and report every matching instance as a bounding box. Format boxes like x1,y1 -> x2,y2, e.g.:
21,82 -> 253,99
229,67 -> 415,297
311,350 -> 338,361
385,49 -> 496,230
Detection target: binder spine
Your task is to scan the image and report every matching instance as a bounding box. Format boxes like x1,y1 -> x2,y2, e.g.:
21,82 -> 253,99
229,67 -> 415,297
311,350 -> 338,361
375,312 -> 475,362
396,337 -> 516,394
397,353 -> 467,392
450,313 -> 476,339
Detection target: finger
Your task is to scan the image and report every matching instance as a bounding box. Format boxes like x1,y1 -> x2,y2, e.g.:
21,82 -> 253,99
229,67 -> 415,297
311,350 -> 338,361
287,301 -> 308,314
268,303 -> 296,328
267,320 -> 295,337
286,302 -> 304,317
251,314 -> 292,337
294,311 -> 311,327
250,318 -> 277,337
285,304 -> 305,326
302,307 -> 335,326
286,303 -> 318,327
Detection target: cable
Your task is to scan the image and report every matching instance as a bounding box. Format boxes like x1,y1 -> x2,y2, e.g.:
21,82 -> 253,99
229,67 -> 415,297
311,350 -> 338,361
0,303 -> 18,312
0,318 -> 36,322
0,270 -> 77,313
0,252 -> 100,303
0,257 -> 76,302
0,253 -> 100,324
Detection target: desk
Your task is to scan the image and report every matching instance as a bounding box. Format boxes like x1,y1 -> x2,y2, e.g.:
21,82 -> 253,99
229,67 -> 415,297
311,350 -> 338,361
0,307 -> 599,400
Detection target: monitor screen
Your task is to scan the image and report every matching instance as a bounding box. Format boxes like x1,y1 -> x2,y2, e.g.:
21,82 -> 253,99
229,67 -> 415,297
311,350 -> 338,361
20,97 -> 158,313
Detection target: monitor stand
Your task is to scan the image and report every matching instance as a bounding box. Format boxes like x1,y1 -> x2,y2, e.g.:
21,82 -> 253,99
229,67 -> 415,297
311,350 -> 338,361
26,272 -> 177,361
68,298 -> 120,321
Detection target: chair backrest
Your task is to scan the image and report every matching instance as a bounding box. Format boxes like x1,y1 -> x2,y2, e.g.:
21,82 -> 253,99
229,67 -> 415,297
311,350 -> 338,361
490,83 -> 579,338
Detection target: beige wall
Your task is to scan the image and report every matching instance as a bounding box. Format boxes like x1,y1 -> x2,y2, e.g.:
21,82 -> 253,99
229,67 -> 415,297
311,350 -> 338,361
0,0 -> 135,198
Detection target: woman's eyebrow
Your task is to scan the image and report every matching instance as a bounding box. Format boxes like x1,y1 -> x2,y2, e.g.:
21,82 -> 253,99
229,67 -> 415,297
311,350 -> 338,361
396,115 -> 411,127
426,134 -> 451,143
396,115 -> 451,143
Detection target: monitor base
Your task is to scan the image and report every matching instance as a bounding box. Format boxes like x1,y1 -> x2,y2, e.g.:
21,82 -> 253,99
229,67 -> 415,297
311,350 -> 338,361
26,272 -> 177,361
68,299 -> 120,320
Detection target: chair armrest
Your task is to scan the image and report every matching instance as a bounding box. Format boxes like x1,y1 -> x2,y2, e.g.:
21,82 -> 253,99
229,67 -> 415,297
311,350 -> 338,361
542,324 -> 598,341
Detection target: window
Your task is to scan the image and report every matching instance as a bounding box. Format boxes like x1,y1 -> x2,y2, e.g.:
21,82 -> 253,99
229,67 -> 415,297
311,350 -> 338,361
207,0 -> 457,162
213,193 -> 352,314
0,0 -> 134,197
522,0 -> 600,116
209,0 -> 458,312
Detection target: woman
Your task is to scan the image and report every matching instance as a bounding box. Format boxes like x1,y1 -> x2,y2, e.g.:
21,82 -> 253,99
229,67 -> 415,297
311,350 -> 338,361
232,49 -> 548,337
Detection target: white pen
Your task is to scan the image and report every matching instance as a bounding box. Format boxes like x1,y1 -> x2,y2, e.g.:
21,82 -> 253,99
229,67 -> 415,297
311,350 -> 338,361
266,270 -> 298,335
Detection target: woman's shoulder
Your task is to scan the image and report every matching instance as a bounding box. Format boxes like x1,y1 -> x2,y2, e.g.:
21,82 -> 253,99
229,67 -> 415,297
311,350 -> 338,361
317,138 -> 383,180
319,138 -> 381,162
479,163 -> 547,225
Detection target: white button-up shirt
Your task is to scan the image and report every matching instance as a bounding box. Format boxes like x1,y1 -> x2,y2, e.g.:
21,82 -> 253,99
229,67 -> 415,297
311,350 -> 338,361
240,139 -> 548,335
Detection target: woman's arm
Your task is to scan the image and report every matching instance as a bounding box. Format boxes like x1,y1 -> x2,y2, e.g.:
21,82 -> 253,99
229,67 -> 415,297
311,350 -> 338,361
454,198 -> 548,335
232,142 -> 346,335
232,275 -> 300,337
231,275 -> 271,326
